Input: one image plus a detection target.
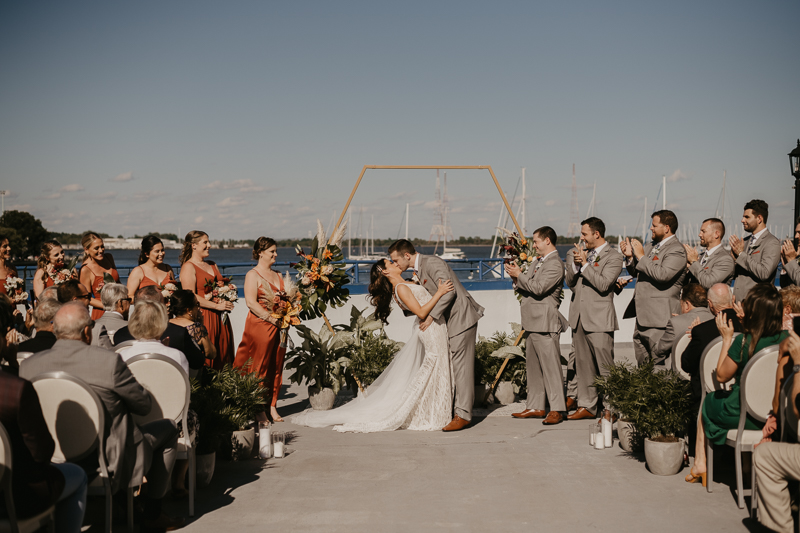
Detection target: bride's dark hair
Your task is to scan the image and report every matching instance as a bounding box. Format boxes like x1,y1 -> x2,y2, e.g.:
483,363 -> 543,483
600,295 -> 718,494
368,259 -> 393,324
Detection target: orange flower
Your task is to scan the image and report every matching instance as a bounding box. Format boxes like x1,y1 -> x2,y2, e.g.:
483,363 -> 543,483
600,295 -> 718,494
520,253 -> 528,261
323,249 -> 333,260
305,254 -> 314,261
521,238 -> 527,246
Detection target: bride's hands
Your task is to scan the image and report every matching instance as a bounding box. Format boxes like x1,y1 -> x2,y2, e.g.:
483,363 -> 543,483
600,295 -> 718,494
436,279 -> 454,296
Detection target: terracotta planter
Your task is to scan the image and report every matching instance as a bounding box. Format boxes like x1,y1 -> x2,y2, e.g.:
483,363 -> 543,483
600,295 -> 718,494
231,428 -> 255,461
644,437 -> 684,476
494,381 -> 516,405
308,386 -> 336,410
196,452 -> 216,487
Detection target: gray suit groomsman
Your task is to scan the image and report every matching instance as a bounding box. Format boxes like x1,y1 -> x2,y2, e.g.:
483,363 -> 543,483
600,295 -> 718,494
389,239 -> 484,432
684,218 -> 735,290
621,210 -> 687,364
780,220 -> 800,287
506,226 -> 569,425
564,217 -> 624,420
730,199 -> 781,303
652,283 -> 714,365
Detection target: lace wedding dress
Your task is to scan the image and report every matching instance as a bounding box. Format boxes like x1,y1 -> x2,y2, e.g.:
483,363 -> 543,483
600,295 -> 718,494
292,283 -> 453,432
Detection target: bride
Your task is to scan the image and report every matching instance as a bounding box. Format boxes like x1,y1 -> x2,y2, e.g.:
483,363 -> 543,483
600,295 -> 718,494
292,258 -> 454,432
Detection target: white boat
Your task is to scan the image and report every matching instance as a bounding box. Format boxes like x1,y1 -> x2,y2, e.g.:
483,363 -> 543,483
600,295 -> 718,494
348,211 -> 387,266
438,247 -> 467,260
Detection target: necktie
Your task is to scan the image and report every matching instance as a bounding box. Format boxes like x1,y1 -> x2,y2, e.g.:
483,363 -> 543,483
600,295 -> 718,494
587,250 -> 597,264
748,237 -> 757,254
700,252 -> 709,266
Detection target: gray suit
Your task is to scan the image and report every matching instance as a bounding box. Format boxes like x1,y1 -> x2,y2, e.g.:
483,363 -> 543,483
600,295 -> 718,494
652,306 -> 714,365
417,254 -> 484,421
515,252 -> 568,412
687,247 -> 735,290
565,244 -> 624,414
91,311 -> 127,348
784,259 -> 800,287
733,231 -> 781,303
20,339 -> 177,496
627,236 -> 687,363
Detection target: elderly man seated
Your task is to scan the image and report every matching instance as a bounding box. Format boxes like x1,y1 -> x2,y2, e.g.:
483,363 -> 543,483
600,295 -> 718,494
119,300 -> 190,376
17,299 -> 62,354
91,283 -> 131,348
653,283 -> 714,365
20,302 -> 184,529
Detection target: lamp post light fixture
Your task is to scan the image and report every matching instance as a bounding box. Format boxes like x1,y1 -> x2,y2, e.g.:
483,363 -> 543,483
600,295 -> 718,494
790,140 -> 800,227
0,190 -> 8,215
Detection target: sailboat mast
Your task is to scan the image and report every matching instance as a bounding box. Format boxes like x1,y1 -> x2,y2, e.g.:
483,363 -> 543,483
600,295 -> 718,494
347,210 -> 352,257
405,203 -> 409,240
642,197 -> 648,242
662,175 -> 666,210
521,167 -> 526,235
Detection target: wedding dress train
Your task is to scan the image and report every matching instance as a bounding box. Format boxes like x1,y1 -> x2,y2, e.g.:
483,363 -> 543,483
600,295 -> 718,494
291,283 -> 453,432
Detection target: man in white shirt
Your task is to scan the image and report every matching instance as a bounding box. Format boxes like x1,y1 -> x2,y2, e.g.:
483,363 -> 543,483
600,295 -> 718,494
684,218 -> 735,290
730,199 -> 781,303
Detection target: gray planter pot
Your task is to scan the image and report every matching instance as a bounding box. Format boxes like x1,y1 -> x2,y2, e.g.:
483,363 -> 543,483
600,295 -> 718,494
617,420 -> 640,452
231,428 -> 255,461
644,438 -> 684,476
495,381 -> 516,405
474,384 -> 489,407
308,386 -> 336,410
196,452 -> 216,487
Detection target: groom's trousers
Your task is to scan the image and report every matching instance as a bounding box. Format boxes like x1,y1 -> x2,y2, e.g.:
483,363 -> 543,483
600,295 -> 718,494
450,323 -> 478,421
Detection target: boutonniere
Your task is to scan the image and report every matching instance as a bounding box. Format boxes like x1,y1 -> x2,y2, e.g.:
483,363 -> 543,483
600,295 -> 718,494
411,273 -> 420,284
422,279 -> 428,285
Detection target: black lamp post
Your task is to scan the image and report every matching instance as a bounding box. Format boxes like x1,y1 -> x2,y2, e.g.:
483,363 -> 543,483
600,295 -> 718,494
791,139 -> 800,228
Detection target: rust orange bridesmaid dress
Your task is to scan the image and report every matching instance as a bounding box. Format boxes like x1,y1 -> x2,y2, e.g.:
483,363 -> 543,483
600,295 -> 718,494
89,267 -> 120,320
0,266 -> 18,296
187,262 -> 234,370
233,271 -> 286,408
137,267 -> 175,290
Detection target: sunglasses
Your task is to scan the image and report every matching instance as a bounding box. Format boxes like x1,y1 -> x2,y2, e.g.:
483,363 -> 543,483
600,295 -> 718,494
78,293 -> 91,301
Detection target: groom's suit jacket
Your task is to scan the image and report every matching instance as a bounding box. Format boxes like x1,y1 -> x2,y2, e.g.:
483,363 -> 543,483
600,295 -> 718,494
626,237 -> 687,329
565,245 -> 624,333
417,254 -> 484,338
515,252 -> 567,334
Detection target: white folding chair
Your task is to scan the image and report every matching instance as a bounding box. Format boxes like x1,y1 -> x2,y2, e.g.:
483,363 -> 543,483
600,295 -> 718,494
672,332 -> 693,381
125,353 -> 195,516
0,422 -> 56,533
726,345 -> 780,511
30,371 -> 135,533
699,334 -> 738,494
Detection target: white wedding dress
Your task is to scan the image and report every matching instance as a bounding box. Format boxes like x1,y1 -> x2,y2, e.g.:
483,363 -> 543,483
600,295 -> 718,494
291,283 -> 453,432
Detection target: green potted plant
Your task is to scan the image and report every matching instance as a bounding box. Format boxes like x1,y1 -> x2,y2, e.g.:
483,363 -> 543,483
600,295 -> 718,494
342,306 -> 402,389
285,324 -> 353,410
593,361 -> 641,452
487,324 -> 529,405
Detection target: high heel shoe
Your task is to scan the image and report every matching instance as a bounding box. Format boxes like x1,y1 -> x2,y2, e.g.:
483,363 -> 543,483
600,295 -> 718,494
684,471 -> 706,487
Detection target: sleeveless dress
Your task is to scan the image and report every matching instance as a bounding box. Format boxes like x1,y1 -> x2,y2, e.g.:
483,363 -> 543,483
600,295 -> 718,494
184,262 -> 234,370
292,283 -> 453,432
0,266 -> 18,296
233,271 -> 287,407
136,266 -> 175,290
88,266 -> 120,320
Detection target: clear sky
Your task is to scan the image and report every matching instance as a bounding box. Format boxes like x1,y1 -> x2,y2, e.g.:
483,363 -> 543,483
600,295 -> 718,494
1,1 -> 799,242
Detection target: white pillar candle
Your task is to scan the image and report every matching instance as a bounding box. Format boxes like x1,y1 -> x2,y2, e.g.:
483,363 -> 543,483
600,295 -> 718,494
273,441 -> 285,458
258,427 -> 271,459
602,418 -> 613,448
589,432 -> 595,446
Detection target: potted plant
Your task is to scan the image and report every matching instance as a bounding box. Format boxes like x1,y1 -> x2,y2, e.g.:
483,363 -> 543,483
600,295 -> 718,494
487,324 -> 530,405
285,324 -> 353,410
593,361 -> 642,452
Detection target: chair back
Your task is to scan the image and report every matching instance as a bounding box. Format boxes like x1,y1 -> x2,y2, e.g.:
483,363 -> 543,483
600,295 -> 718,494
30,372 -> 105,464
740,345 -> 781,425
114,341 -> 134,353
672,332 -> 692,380
0,421 -> 18,528
699,334 -> 741,395
125,353 -> 189,427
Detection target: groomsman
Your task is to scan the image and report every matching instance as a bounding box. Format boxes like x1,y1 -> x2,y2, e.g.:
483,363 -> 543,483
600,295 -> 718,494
684,218 -> 735,290
564,217 -> 623,420
621,210 -> 687,364
507,226 -> 568,425
780,219 -> 800,287
730,199 -> 781,303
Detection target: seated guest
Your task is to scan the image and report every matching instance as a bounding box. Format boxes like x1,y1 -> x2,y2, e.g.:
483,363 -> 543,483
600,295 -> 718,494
169,290 -> 216,362
119,300 -> 190,376
19,303 -> 183,529
38,286 -> 59,302
56,279 -> 91,307
17,299 -> 62,354
754,329 -> 800,533
779,285 -> 800,331
770,286 -> 800,417
687,284 -> 788,485
114,286 -> 204,372
90,283 -> 130,348
0,302 -> 88,533
653,283 -> 714,365
779,218 -> 800,288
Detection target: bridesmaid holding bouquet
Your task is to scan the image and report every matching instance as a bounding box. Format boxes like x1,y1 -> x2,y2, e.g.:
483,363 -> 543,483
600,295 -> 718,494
32,240 -> 72,300
79,232 -> 120,320
233,237 -> 288,423
178,230 -> 234,369
127,235 -> 176,298
0,234 -> 18,296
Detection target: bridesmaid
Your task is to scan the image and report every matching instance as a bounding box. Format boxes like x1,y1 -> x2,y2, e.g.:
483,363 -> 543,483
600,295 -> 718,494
33,240 -> 67,300
127,235 -> 176,298
79,232 -> 120,320
178,230 -> 234,369
233,237 -> 286,423
0,234 -> 17,296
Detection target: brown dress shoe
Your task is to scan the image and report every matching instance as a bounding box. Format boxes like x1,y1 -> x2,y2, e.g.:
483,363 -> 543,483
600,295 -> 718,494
442,415 -> 470,432
542,411 -> 564,425
511,409 -> 546,419
566,407 -> 596,420
565,397 -> 578,412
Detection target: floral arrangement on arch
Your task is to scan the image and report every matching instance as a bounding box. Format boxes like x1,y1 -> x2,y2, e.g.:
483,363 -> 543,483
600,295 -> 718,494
292,220 -> 350,320
4,276 -> 29,304
203,277 -> 238,323
499,228 -> 538,274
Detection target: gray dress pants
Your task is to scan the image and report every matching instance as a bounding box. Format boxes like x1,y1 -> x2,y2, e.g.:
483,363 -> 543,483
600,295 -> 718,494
450,324 -> 478,421
574,320 -> 614,416
525,332 -> 566,412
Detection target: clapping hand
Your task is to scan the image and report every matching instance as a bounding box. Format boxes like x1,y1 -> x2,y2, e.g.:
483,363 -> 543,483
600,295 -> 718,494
782,239 -> 798,264
684,243 -> 699,265
733,299 -> 745,321
716,311 -> 735,343
630,239 -> 645,259
729,235 -> 744,258
572,243 -> 587,266
505,262 -> 521,279
686,316 -> 702,339
620,238 -> 633,259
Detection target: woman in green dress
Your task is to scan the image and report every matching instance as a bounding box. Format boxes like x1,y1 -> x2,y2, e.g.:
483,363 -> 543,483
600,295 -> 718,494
687,284 -> 788,485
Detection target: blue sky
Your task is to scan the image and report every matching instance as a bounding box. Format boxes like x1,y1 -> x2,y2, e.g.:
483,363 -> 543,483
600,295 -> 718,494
1,1 -> 799,241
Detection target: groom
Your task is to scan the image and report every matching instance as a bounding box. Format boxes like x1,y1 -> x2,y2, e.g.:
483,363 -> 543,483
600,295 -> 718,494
388,239 -> 484,431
